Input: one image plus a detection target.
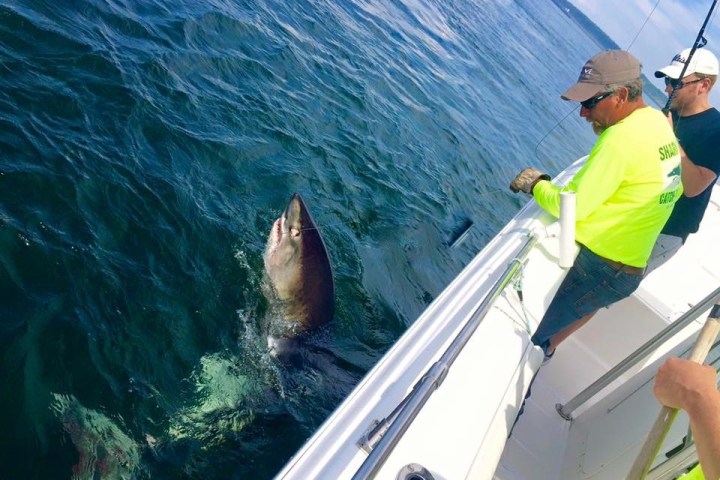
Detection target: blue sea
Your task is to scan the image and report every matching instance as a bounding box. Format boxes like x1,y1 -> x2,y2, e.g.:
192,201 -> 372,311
1,0 -> 620,478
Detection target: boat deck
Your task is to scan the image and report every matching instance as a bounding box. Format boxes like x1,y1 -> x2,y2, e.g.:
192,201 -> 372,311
495,189 -> 720,480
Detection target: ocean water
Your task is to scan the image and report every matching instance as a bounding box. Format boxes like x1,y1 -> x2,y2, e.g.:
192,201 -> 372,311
0,0 -> 608,478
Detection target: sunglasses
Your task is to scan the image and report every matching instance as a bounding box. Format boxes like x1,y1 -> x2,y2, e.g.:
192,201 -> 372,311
580,91 -> 614,110
664,77 -> 704,89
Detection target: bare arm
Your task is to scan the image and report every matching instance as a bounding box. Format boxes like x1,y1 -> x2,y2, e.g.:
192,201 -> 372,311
653,357 -> 720,479
666,111 -> 718,197
680,148 -> 718,197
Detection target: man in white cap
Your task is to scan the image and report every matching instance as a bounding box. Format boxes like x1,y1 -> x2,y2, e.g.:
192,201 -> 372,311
508,50 -> 682,360
647,47 -> 720,271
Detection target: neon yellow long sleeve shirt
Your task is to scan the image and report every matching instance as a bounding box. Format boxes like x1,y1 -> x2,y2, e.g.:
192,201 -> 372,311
681,464 -> 704,479
533,106 -> 682,268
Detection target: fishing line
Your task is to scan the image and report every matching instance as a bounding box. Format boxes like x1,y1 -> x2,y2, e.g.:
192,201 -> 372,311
296,185 -> 511,249
534,3 -> 661,159
287,4 -> 720,246
625,0 -> 661,52
532,0 -> 709,157
294,222 -> 346,233
533,106 -> 582,161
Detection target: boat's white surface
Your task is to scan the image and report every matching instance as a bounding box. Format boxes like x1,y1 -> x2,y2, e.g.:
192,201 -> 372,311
275,156 -> 720,480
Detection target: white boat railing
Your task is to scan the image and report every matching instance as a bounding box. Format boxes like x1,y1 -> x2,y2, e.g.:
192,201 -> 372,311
351,233 -> 539,480
556,285 -> 720,420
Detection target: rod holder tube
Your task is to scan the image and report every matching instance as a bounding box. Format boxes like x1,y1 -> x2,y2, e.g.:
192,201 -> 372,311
559,191 -> 576,268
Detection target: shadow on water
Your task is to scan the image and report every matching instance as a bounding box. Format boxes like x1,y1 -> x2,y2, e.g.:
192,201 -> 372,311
31,279 -> 364,480
136,311 -> 365,479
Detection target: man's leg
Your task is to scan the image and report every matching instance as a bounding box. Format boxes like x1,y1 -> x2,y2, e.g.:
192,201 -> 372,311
532,246 -> 643,353
531,247 -> 602,351
547,309 -> 598,353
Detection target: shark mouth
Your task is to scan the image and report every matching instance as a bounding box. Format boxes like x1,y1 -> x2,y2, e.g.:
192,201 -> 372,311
265,215 -> 286,258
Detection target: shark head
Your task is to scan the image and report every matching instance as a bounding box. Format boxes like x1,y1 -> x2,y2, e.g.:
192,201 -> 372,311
264,193 -> 334,341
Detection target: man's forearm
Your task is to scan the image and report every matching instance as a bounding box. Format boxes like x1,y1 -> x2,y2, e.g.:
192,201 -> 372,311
680,149 -> 717,197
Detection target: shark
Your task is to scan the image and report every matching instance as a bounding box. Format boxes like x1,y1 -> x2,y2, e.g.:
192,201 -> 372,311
263,193 -> 334,352
51,393 -> 141,480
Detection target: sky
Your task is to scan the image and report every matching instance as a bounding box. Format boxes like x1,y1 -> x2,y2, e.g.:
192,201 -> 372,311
569,0 -> 720,105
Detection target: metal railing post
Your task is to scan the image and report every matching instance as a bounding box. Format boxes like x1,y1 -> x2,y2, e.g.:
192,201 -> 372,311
556,286 -> 720,420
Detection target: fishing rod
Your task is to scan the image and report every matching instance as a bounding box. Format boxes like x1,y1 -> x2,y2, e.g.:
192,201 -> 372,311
662,0 -> 719,115
533,1 -> 719,157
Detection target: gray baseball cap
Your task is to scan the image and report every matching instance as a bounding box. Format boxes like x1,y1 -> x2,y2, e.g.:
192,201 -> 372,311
562,50 -> 642,102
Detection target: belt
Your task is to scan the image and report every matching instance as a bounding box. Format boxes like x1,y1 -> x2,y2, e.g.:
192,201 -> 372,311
598,255 -> 645,276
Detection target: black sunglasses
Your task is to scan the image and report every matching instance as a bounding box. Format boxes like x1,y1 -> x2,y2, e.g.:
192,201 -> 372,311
664,77 -> 704,89
580,91 -> 614,109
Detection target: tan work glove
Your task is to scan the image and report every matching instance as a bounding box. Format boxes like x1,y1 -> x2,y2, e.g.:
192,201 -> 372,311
509,167 -> 551,194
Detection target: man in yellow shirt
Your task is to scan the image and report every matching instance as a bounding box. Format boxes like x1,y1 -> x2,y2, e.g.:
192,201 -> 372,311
510,50 -> 682,360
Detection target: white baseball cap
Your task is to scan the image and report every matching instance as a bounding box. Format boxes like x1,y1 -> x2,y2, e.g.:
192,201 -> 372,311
654,47 -> 719,79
